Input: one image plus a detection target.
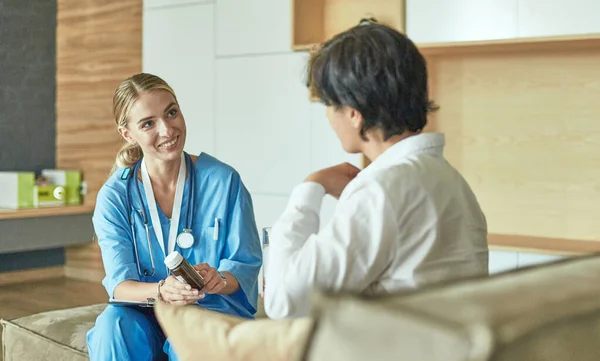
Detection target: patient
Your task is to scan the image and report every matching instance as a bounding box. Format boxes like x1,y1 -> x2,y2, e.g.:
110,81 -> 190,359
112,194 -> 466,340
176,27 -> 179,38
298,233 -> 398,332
264,23 -> 489,318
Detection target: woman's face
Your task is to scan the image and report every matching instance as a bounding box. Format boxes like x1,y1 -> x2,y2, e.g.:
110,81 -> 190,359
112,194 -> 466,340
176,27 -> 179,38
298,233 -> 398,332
119,90 -> 187,163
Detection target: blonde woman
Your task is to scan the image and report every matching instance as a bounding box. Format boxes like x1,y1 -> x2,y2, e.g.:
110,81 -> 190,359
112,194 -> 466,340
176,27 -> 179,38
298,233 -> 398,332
86,73 -> 262,360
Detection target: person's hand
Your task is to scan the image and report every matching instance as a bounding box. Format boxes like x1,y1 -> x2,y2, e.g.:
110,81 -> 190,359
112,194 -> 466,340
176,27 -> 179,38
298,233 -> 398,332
193,263 -> 227,294
304,162 -> 361,199
159,275 -> 204,305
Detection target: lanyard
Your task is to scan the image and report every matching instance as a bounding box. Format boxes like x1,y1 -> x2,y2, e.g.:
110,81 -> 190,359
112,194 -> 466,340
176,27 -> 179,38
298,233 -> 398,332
141,153 -> 186,258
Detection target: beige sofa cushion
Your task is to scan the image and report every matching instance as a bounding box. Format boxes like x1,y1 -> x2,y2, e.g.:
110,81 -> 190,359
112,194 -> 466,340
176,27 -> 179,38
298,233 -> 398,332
1,304 -> 106,361
2,294 -> 267,361
154,300 -> 313,361
305,254 -> 600,361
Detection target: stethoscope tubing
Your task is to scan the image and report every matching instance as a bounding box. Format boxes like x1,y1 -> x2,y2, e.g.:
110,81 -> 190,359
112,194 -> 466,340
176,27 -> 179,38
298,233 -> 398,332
127,152 -> 196,277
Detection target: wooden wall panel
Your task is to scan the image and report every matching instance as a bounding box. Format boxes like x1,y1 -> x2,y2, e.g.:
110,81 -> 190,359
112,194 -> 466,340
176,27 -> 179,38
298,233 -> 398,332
426,48 -> 600,244
57,0 -> 142,282
292,0 -> 405,50
323,0 -> 405,40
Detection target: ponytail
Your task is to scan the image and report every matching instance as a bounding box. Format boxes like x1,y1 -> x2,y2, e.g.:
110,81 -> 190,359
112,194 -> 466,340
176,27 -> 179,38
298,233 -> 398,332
110,142 -> 143,175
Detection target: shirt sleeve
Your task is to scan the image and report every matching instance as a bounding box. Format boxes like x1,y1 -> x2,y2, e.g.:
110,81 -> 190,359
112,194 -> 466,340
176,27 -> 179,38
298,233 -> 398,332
93,185 -> 141,298
218,172 -> 263,314
264,181 -> 396,319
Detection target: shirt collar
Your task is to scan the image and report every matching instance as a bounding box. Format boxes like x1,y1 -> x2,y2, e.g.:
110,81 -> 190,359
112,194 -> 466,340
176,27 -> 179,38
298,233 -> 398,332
360,132 -> 446,174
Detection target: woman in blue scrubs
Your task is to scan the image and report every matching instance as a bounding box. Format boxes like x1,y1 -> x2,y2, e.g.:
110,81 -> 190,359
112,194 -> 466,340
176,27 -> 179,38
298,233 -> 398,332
86,73 -> 262,361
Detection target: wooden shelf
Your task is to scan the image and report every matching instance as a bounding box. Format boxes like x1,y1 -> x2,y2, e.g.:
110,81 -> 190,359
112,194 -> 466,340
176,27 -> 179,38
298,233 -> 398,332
488,233 -> 600,255
296,33 -> 600,55
418,32 -> 600,56
293,43 -> 321,52
0,204 -> 95,220
292,0 -> 405,50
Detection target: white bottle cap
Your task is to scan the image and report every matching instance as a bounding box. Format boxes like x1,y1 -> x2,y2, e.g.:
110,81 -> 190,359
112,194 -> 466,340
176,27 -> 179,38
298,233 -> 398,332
164,251 -> 183,270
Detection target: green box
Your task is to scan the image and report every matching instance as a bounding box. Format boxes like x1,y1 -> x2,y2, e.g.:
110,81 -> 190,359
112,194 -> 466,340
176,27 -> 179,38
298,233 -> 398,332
0,172 -> 35,209
33,185 -> 67,207
41,169 -> 83,205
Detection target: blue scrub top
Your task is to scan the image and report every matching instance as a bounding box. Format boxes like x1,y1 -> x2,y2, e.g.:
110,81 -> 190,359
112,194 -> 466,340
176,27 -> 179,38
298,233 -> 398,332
92,152 -> 263,318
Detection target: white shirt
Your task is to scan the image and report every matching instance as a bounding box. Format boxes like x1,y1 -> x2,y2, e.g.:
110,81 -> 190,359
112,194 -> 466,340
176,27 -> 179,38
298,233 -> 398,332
264,132 -> 489,319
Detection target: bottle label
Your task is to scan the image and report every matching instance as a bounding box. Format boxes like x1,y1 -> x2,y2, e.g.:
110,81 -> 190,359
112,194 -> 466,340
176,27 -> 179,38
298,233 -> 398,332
176,275 -> 187,284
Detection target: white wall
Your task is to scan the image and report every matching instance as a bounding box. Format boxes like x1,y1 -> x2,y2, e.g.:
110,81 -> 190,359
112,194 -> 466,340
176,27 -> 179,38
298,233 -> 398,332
143,0 -> 361,239
143,1 -> 215,157
489,250 -> 566,274
142,0 -> 568,275
407,0 -> 600,43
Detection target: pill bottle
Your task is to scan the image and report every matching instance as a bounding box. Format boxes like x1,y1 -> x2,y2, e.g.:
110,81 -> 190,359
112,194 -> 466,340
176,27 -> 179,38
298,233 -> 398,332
164,251 -> 205,290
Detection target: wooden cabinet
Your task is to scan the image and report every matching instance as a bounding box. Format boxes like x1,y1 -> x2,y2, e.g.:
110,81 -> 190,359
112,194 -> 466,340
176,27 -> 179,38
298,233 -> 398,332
292,0 -> 405,50
142,3 -> 215,156
406,0 -> 518,43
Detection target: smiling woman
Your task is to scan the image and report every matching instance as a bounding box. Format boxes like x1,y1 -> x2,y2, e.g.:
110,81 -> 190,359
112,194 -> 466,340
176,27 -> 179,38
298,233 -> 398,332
86,73 -> 262,361
110,73 -> 186,175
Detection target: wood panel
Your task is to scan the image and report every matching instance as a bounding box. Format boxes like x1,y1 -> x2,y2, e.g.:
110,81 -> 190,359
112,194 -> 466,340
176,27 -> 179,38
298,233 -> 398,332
0,278 -> 107,361
489,234 -> 600,255
65,244 -> 106,282
426,48 -> 600,246
292,0 -> 405,50
323,0 -> 405,40
419,32 -> 600,56
0,278 -> 106,320
0,205 -> 94,220
293,0 -> 324,49
57,0 -> 142,281
0,267 -> 64,287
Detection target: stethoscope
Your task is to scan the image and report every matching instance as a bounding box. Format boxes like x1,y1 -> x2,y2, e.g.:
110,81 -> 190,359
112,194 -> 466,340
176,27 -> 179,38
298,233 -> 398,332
127,152 -> 196,277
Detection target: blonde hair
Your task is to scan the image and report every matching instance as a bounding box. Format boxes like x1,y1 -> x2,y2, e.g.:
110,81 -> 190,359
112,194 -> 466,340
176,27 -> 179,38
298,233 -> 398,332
110,73 -> 178,175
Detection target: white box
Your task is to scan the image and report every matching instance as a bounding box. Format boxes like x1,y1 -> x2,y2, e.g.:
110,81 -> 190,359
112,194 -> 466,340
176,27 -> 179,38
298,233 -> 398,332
0,172 -> 36,209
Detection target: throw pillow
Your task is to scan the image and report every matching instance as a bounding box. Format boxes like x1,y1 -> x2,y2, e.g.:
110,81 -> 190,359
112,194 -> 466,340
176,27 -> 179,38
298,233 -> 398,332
154,301 -> 314,361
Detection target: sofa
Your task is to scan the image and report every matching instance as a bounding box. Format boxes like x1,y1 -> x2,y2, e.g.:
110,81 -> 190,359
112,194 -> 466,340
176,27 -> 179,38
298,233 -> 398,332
3,252 -> 600,361
1,296 -> 269,361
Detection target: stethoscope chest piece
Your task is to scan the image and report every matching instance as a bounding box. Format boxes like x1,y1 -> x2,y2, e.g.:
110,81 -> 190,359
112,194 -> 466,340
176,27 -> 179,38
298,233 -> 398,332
176,229 -> 194,249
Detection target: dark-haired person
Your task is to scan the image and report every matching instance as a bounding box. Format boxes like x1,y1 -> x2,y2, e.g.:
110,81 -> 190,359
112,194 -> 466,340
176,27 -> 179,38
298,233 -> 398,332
264,23 -> 488,319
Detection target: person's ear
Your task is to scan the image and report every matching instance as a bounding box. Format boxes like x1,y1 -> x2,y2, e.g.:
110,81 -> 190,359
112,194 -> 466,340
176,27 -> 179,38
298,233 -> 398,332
347,107 -> 364,131
118,126 -> 136,145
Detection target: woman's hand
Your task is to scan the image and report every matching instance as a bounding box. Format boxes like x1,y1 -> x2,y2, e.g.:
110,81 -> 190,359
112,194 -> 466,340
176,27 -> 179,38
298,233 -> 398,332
193,263 -> 227,295
159,275 -> 204,305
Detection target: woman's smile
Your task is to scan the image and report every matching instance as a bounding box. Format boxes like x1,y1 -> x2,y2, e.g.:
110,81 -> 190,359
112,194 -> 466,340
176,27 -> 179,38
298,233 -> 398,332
158,135 -> 179,150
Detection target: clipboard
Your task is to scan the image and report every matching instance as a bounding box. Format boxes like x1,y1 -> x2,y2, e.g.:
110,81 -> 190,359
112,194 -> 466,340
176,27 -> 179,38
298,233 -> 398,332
108,297 -> 156,308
